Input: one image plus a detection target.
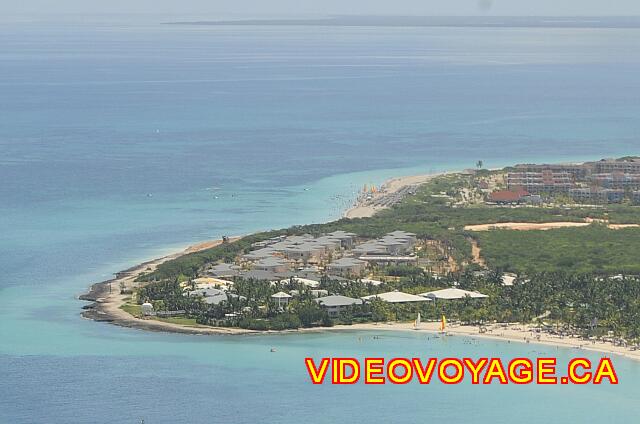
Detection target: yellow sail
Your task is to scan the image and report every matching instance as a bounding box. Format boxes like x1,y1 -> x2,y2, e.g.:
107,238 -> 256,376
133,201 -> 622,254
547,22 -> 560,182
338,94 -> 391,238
440,315 -> 447,332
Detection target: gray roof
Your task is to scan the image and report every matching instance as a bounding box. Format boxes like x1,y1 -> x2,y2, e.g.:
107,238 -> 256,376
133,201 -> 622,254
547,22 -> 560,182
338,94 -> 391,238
387,230 -> 416,237
353,243 -> 388,254
188,288 -> 225,298
187,288 -> 246,305
326,274 -> 350,281
326,230 -> 357,238
315,295 -> 363,307
313,237 -> 341,246
379,239 -> 405,246
286,235 -> 315,243
240,270 -> 281,281
328,257 -> 366,268
208,263 -> 241,277
255,256 -> 287,268
243,248 -> 276,259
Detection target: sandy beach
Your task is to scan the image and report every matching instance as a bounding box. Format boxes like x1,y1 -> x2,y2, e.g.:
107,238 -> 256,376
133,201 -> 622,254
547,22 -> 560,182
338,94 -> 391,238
345,322 -> 640,361
344,172 -> 447,218
80,236 -> 254,335
80,252 -> 640,360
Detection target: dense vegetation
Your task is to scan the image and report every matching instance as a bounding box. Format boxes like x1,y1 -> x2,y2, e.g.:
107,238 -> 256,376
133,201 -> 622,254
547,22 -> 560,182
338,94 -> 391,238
132,170 -> 640,340
477,225 -> 640,274
139,172 -> 640,282
134,270 -> 640,341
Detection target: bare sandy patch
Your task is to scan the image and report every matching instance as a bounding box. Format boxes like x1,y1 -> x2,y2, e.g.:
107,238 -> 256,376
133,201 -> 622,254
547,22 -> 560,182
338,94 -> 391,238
465,222 -> 640,231
464,222 -> 590,231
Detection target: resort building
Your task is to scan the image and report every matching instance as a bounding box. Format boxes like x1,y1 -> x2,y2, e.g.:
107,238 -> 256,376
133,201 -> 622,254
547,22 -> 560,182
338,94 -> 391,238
206,263 -> 241,278
186,288 -> 244,305
569,188 -> 625,204
360,278 -> 384,286
271,291 -> 292,308
420,288 -> 488,300
361,291 -> 430,304
289,289 -> 328,298
241,270 -> 288,281
242,248 -> 277,261
312,237 -> 342,252
326,257 -> 367,276
511,163 -> 590,180
358,256 -> 418,266
591,173 -> 640,190
315,295 -> 363,317
281,245 -> 318,262
487,188 -> 530,204
591,158 -> 640,174
501,273 -> 517,286
353,241 -> 389,256
279,277 -> 320,288
507,170 -> 573,194
386,230 -> 417,246
254,257 -> 289,273
325,230 -> 358,248
310,289 -> 329,298
353,231 -> 417,256
141,302 -> 155,316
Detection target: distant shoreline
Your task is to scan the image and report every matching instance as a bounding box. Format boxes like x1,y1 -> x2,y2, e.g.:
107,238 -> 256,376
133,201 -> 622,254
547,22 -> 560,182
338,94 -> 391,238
163,16 -> 640,29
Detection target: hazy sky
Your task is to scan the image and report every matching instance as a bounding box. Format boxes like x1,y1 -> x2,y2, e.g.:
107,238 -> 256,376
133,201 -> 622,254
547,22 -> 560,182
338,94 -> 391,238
2,0 -> 640,16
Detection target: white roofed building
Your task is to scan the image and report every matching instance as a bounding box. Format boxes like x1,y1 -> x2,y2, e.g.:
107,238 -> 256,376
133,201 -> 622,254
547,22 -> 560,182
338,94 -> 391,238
271,291 -> 292,308
361,291 -> 430,304
420,288 -> 488,300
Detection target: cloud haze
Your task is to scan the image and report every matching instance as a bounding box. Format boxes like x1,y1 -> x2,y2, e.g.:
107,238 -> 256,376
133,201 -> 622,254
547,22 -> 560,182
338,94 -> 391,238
3,0 -> 640,16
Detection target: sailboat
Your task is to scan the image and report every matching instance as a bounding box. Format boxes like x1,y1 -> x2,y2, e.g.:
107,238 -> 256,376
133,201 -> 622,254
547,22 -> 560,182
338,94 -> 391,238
440,315 -> 447,334
413,312 -> 421,329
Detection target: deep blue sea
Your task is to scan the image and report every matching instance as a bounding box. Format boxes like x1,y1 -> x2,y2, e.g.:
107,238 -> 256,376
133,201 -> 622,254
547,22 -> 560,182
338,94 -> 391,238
1,17 -> 640,423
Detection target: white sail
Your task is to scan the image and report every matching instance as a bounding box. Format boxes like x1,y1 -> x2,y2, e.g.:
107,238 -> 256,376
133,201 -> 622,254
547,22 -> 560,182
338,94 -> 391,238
416,313 -> 421,327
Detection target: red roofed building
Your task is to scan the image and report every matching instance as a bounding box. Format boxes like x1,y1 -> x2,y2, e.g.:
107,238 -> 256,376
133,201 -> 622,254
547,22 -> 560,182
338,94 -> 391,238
488,187 -> 530,204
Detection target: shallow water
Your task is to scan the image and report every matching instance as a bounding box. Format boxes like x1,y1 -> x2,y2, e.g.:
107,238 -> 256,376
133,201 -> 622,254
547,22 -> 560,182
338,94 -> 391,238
1,18 -> 639,423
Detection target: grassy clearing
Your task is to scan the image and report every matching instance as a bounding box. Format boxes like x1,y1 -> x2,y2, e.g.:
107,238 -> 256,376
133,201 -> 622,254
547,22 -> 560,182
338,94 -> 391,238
120,303 -> 142,317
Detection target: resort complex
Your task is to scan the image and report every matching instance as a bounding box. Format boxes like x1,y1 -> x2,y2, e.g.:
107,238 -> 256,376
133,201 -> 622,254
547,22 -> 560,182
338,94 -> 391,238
83,157 -> 640,351
489,158 -> 640,205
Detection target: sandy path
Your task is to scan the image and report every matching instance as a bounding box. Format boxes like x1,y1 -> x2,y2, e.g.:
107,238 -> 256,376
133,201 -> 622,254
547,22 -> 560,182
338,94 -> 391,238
469,238 -> 486,267
465,222 -> 590,231
464,222 -> 639,231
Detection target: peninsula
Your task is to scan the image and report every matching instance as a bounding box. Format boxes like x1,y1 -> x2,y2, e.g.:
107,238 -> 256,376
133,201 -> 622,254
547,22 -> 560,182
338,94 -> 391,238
81,157 -> 640,360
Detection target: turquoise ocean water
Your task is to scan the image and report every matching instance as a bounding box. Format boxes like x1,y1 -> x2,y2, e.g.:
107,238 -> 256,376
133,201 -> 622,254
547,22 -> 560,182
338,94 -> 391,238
1,17 -> 640,423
